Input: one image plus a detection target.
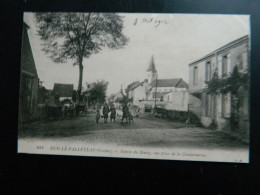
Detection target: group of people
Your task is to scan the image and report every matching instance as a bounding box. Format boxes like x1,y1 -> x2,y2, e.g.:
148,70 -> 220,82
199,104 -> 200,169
95,103 -> 133,124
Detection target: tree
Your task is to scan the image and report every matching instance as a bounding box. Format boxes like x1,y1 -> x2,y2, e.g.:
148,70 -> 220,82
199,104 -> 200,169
88,80 -> 109,105
35,13 -> 129,100
205,66 -> 249,131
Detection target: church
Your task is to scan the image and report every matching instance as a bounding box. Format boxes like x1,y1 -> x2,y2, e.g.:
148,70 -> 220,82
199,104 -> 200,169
126,56 -> 188,110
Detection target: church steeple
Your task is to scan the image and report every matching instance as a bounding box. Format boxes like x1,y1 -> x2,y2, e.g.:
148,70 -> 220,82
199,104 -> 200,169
146,55 -> 157,73
146,55 -> 158,84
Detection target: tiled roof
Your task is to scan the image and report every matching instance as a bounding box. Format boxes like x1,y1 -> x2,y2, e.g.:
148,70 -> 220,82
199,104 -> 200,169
53,83 -> 74,97
128,80 -> 147,91
146,56 -> 157,72
152,92 -> 169,98
149,78 -> 188,88
127,81 -> 141,91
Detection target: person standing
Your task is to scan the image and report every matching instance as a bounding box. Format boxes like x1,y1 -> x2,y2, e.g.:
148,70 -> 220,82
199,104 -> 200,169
121,103 -> 129,124
96,109 -> 101,123
110,104 -> 116,122
103,103 -> 110,123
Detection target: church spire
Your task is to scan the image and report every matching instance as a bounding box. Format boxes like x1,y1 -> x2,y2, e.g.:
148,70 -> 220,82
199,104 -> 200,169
146,55 -> 157,73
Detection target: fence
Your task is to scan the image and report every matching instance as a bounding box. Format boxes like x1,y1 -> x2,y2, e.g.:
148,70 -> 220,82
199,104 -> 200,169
36,104 -> 62,120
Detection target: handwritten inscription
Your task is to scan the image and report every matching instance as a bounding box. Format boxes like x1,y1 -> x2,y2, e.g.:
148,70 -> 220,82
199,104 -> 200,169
133,17 -> 168,28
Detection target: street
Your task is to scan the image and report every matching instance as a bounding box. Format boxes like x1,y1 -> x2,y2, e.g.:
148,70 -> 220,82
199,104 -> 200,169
19,109 -> 248,150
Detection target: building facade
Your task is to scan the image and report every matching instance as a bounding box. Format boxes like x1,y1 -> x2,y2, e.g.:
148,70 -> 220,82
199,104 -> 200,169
147,78 -> 188,101
53,83 -> 74,101
127,80 -> 149,106
19,22 -> 39,122
188,35 -> 249,137
127,56 -> 188,112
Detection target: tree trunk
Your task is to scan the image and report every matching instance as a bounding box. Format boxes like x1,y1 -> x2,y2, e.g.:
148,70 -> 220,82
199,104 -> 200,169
77,58 -> 83,103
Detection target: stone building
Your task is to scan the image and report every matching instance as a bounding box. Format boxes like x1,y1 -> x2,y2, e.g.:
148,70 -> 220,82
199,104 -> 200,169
188,35 -> 249,137
126,56 -> 188,111
19,22 -> 39,122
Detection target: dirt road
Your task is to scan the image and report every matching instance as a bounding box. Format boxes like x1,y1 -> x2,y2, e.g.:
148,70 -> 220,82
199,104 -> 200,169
19,110 -> 248,150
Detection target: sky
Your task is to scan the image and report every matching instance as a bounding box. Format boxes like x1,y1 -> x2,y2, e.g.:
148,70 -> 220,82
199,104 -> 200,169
23,13 -> 250,95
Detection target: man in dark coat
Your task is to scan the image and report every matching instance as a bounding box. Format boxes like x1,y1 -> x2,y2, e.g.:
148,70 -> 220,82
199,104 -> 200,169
110,104 -> 116,122
121,103 -> 129,124
103,103 -> 110,123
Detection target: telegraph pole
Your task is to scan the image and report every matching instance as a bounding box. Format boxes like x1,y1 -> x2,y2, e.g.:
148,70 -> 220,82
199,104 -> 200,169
154,75 -> 157,114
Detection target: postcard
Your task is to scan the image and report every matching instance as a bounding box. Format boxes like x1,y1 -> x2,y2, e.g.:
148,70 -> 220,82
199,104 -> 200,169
18,12 -> 250,163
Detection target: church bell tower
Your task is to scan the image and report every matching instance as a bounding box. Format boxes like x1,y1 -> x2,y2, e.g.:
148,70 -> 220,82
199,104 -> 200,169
146,55 -> 158,84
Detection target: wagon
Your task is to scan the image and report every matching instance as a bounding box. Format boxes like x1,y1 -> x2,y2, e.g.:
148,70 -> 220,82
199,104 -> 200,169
75,103 -> 87,116
154,105 -> 167,118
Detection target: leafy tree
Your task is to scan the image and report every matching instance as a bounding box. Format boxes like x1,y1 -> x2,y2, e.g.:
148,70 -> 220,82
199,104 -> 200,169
205,66 -> 249,131
205,66 -> 249,95
88,80 -> 109,105
35,13 -> 129,99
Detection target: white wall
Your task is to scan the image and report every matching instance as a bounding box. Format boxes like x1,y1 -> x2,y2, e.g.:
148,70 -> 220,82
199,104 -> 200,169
131,82 -> 148,106
189,60 -> 207,92
163,91 -> 189,111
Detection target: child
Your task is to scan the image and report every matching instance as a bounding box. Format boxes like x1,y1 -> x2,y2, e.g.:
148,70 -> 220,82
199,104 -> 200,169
96,109 -> 101,123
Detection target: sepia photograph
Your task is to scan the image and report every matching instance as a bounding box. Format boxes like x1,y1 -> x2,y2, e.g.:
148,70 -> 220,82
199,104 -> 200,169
18,12 -> 250,163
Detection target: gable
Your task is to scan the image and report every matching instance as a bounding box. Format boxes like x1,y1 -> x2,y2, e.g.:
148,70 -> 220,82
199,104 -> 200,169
53,83 -> 74,97
176,79 -> 188,88
21,22 -> 38,77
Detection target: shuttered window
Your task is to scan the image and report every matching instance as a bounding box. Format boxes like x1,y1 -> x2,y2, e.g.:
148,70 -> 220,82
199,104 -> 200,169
206,61 -> 211,81
222,56 -> 228,77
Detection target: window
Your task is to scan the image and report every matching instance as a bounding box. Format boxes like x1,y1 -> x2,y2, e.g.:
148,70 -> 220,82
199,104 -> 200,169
221,94 -> 226,117
206,61 -> 211,81
160,96 -> 163,101
205,94 -> 215,117
193,66 -> 198,85
222,56 -> 228,76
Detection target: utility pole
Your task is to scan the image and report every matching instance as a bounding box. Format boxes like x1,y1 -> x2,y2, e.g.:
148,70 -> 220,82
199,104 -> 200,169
154,75 -> 158,114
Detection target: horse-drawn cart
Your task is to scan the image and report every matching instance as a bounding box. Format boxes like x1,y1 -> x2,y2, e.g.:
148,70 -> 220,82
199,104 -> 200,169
74,94 -> 88,116
75,102 -> 87,116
